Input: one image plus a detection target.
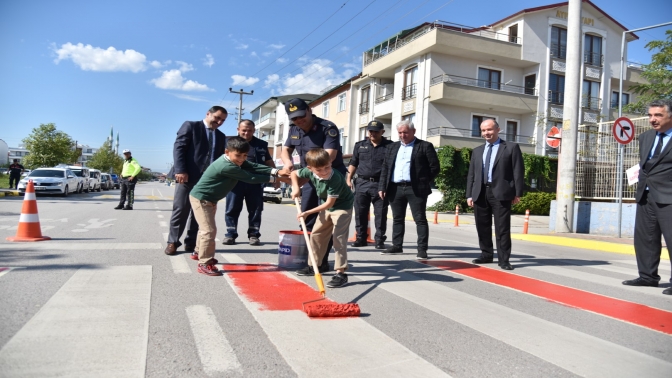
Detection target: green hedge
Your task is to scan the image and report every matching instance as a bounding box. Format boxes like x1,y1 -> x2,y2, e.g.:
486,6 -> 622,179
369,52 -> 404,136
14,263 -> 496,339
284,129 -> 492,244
511,192 -> 555,215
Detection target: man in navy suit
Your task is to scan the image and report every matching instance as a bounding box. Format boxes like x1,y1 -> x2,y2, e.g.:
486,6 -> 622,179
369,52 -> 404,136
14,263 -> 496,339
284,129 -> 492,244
466,119 -> 524,270
165,106 -> 227,255
623,99 -> 672,295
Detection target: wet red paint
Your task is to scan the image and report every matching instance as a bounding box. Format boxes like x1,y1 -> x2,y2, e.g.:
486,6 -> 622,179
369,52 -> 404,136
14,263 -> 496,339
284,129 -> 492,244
426,260 -> 672,335
304,303 -> 361,318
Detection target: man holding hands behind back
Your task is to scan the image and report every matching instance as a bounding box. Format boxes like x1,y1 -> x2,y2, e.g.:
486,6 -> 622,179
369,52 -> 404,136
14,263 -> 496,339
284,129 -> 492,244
466,119 -> 524,270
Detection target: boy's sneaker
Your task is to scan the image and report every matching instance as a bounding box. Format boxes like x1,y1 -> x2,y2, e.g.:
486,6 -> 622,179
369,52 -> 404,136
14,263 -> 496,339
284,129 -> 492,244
327,273 -> 348,288
222,237 -> 235,245
296,266 -> 314,276
190,252 -> 199,261
249,237 -> 261,246
197,263 -> 222,276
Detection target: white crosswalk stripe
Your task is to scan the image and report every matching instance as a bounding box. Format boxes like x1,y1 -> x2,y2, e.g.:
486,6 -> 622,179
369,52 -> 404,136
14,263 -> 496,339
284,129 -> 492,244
186,305 -> 243,376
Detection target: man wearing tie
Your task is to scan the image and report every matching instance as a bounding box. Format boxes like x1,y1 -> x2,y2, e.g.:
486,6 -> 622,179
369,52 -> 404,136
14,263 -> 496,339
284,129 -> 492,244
623,99 -> 672,295
165,106 -> 227,255
466,119 -> 524,270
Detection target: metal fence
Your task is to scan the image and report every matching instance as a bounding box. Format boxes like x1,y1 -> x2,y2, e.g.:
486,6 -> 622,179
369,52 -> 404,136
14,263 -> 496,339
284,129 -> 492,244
575,117 -> 648,200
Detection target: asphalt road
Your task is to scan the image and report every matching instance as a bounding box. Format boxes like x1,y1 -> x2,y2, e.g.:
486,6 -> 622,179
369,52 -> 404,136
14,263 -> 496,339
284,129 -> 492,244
0,182 -> 670,377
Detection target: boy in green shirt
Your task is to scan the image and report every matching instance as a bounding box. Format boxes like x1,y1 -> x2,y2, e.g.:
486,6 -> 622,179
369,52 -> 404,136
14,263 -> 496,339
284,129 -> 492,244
291,148 -> 354,288
189,137 -> 290,276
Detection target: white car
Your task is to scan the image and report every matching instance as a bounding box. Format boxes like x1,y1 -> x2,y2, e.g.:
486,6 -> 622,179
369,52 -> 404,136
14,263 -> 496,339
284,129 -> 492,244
262,184 -> 283,204
89,169 -> 102,192
18,168 -> 80,197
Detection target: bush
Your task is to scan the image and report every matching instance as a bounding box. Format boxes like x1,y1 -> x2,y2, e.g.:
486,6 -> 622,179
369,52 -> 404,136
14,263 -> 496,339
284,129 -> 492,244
512,192 -> 555,215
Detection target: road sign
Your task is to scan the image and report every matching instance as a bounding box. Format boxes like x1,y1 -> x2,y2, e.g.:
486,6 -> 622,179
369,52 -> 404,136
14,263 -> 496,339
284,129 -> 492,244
546,126 -> 561,148
613,117 -> 635,145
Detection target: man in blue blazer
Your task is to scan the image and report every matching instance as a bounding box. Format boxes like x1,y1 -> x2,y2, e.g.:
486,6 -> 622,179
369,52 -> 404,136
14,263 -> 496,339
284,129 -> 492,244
165,106 -> 227,255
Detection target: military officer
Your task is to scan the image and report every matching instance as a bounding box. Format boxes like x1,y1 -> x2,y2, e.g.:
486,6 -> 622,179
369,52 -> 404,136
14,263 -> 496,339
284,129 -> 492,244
223,119 -> 275,246
347,120 -> 392,249
280,98 -> 346,273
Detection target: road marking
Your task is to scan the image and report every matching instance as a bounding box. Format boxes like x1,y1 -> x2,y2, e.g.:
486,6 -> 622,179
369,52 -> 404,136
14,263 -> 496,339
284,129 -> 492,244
170,255 -> 191,274
427,260 -> 672,335
0,243 -> 162,250
0,267 -> 23,278
219,257 -> 450,377
157,214 -> 164,218
159,221 -> 168,227
0,266 -> 152,377
511,234 -> 670,259
186,305 -> 242,376
163,232 -> 168,242
220,253 -> 245,264
351,262 -> 672,378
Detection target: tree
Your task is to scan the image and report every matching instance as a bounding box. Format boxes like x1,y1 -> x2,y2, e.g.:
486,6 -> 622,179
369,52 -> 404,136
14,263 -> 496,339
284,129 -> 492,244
22,123 -> 78,169
624,29 -> 672,113
87,140 -> 124,175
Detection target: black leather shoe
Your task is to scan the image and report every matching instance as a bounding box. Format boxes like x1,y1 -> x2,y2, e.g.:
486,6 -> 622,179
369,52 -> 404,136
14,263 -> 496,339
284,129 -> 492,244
123,206 -> 133,210
184,245 -> 196,253
500,263 -> 514,270
472,256 -> 494,264
375,242 -> 385,249
114,205 -> 124,209
352,239 -> 367,247
381,246 -> 403,255
416,250 -> 428,260
663,287 -> 672,295
622,277 -> 658,287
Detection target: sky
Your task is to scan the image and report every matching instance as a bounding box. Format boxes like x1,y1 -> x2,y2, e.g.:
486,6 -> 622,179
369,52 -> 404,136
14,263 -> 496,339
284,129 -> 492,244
1,0 -> 669,172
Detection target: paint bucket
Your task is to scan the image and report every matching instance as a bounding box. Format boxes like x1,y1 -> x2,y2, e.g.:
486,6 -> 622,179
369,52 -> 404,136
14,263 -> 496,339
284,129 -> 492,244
278,230 -> 309,269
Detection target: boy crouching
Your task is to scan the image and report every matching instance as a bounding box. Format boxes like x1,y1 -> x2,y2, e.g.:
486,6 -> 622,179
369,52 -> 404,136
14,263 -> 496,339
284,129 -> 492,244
189,136 -> 290,276
291,148 -> 354,288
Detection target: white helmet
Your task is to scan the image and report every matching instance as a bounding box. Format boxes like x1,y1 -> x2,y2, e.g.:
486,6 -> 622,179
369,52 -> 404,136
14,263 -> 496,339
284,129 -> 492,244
122,149 -> 131,154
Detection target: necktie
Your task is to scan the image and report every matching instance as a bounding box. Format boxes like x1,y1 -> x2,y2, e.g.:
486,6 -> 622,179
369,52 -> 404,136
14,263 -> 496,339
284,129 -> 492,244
206,128 -> 214,166
651,133 -> 665,160
483,144 -> 493,183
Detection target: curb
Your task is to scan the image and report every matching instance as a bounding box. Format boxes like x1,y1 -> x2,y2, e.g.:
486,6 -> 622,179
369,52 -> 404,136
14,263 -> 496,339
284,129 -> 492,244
511,234 -> 669,260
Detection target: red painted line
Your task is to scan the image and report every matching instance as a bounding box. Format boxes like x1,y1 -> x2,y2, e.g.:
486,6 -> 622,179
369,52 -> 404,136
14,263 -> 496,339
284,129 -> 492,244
222,264 -> 338,311
426,260 -> 672,335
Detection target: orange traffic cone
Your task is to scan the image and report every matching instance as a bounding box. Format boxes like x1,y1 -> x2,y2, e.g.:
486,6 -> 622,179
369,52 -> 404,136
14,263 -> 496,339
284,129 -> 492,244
6,180 -> 51,242
348,213 -> 376,243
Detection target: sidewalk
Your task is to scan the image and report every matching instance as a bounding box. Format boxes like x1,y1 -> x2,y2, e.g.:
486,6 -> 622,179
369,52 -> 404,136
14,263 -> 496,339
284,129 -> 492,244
0,189 -> 20,197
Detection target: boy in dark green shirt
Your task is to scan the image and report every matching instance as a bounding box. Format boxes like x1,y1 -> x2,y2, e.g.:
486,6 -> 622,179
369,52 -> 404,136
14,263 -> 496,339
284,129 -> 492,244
291,148 -> 354,288
190,137 -> 290,276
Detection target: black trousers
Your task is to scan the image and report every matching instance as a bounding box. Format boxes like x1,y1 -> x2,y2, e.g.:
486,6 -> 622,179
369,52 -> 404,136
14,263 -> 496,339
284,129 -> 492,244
354,178 -> 388,242
474,185 -> 513,264
633,191 -> 672,284
225,182 -> 264,239
167,182 -> 199,247
118,178 -> 137,207
9,174 -> 20,189
388,183 -> 428,251
301,181 -> 332,267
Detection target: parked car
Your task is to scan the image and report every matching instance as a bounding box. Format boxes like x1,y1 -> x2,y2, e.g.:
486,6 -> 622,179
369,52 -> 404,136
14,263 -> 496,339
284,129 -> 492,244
17,168 -> 79,197
110,174 -> 120,189
100,173 -> 112,190
21,169 -> 32,177
55,165 -> 89,193
89,169 -> 102,192
263,183 -> 283,204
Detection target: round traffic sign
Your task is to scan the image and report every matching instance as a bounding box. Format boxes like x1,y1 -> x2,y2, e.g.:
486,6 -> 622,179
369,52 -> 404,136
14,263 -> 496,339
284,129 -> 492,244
546,126 -> 561,148
613,117 -> 635,145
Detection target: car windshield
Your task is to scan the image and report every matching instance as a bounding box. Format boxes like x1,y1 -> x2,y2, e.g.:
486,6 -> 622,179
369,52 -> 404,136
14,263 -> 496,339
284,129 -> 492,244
29,170 -> 65,178
71,170 -> 84,177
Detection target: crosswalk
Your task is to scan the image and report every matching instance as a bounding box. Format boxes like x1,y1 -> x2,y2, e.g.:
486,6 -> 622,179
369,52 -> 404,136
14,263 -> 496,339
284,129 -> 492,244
1,237 -> 671,377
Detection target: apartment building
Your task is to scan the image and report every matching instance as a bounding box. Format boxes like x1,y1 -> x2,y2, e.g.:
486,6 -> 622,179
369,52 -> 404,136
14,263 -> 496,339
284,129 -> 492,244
349,0 -> 646,157
8,145 -> 29,164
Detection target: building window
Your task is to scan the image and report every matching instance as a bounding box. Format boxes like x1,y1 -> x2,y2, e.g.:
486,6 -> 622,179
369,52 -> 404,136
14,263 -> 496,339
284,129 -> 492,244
549,74 -> 565,104
402,65 -> 418,100
339,128 -> 345,152
478,68 -> 501,90
508,24 -> 518,43
505,120 -> 519,143
322,101 -> 329,118
359,86 -> 370,114
337,93 -> 346,112
551,26 -> 567,59
87,149 -> 92,153
582,80 -> 600,110
524,74 -> 536,95
402,113 -> 416,125
584,34 -> 602,66
359,127 -> 368,141
472,115 -> 495,137
611,92 -> 630,108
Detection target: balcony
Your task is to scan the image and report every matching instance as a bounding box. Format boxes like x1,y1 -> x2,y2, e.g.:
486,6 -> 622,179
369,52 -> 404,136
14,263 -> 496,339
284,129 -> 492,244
402,84 -> 417,100
426,127 -> 535,153
375,93 -> 393,104
359,102 -> 370,114
548,90 -> 564,105
257,112 -> 276,128
259,133 -> 275,144
581,96 -> 601,111
550,43 -> 566,59
429,74 -> 538,113
584,51 -> 603,67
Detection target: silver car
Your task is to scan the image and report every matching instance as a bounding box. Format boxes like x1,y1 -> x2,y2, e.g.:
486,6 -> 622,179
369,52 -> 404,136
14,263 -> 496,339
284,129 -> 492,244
18,168 -> 79,197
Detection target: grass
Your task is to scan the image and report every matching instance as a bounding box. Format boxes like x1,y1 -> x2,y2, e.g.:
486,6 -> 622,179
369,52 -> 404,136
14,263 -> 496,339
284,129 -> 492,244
0,174 -> 11,189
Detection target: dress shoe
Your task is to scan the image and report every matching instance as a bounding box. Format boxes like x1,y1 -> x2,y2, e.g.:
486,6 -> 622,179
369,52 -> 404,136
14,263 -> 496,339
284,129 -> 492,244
114,205 -> 124,210
164,243 -> 178,255
500,263 -> 514,270
663,287 -> 672,295
184,245 -> 196,253
381,245 -> 403,255
472,256 -> 494,264
352,239 -> 367,247
123,206 -> 133,210
375,241 -> 385,249
622,277 -> 658,287
416,250 -> 429,260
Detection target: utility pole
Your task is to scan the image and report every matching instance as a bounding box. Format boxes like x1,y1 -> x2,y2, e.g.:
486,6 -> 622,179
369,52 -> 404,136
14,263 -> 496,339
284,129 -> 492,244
555,0 -> 582,233
229,88 -> 254,124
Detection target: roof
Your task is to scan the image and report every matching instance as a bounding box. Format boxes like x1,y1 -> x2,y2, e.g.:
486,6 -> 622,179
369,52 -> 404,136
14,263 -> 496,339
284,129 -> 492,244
309,74 -> 362,105
251,93 -> 322,113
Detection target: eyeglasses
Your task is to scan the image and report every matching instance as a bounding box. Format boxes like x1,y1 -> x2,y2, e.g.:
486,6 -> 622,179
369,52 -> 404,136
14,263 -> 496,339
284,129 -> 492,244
291,115 -> 307,122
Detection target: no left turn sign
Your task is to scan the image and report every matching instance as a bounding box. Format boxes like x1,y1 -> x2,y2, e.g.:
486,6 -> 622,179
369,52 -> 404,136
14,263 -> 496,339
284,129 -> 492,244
613,117 -> 635,145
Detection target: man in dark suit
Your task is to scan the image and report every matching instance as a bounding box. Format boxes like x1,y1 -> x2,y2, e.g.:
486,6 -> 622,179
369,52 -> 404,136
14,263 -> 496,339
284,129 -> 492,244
165,106 -> 227,255
466,119 -> 524,270
623,99 -> 672,295
378,120 -> 440,259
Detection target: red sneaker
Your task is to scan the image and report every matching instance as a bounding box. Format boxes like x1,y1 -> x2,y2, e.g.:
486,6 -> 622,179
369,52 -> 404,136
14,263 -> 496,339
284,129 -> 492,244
198,263 -> 222,276
190,252 -> 198,261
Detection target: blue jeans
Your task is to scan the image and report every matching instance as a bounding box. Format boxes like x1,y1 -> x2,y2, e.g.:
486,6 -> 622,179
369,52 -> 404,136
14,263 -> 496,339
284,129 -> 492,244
225,182 -> 264,239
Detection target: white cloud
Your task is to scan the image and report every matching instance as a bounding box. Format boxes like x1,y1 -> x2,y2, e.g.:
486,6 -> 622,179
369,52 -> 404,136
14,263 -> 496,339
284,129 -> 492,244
151,69 -> 212,91
236,43 -> 249,50
52,42 -> 147,72
269,44 -> 285,49
203,54 -> 215,68
277,57 -> 288,64
231,75 -> 260,86
264,58 -> 355,95
176,61 -> 193,72
264,74 -> 279,88
250,51 -> 259,58
150,60 -> 163,68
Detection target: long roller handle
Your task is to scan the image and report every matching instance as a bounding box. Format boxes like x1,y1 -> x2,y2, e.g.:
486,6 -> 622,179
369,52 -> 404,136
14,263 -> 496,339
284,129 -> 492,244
294,197 -> 325,297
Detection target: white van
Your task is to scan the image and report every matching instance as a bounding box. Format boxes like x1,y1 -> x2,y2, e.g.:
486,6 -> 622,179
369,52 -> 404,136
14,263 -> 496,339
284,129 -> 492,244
88,169 -> 102,192
55,165 -> 90,193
